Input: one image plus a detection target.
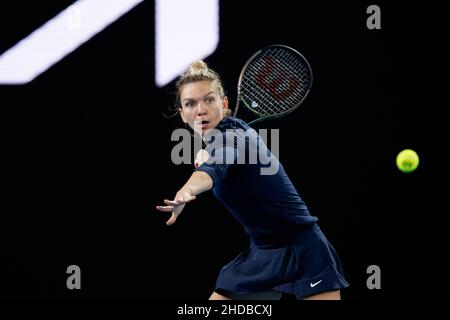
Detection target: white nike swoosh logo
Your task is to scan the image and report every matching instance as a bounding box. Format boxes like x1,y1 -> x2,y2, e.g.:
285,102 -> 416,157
310,280 -> 323,288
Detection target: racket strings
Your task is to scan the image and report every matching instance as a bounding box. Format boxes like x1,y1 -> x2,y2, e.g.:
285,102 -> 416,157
276,49 -> 310,95
258,49 -> 309,109
239,47 -> 312,116
240,68 -> 285,115
260,53 -> 305,110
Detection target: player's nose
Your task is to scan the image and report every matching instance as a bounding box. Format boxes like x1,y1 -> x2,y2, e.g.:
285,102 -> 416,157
196,101 -> 207,115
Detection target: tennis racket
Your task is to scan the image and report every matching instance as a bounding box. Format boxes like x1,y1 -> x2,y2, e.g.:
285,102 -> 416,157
233,44 -> 313,124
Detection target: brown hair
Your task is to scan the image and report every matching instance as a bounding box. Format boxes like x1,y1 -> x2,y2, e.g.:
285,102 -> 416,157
176,60 -> 225,99
164,61 -> 231,118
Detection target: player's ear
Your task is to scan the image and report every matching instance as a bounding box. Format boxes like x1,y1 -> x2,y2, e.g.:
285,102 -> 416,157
179,107 -> 187,123
222,96 -> 229,112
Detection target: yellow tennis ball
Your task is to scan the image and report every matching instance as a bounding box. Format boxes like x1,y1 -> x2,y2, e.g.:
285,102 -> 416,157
396,149 -> 419,173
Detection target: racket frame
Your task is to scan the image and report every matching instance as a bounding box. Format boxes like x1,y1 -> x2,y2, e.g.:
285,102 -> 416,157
233,44 -> 313,124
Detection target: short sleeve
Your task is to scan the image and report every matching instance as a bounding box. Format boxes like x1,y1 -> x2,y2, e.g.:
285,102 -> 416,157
194,131 -> 238,186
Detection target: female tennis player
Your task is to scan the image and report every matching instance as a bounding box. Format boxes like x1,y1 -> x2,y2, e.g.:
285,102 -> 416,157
156,60 -> 349,300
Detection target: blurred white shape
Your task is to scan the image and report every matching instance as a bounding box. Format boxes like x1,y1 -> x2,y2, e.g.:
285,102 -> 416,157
155,0 -> 219,87
0,0 -> 144,84
66,5 -> 82,31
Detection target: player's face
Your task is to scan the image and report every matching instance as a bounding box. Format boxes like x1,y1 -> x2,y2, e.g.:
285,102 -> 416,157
179,80 -> 228,135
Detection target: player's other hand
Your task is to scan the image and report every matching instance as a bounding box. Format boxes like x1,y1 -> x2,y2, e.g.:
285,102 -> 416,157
156,189 -> 196,226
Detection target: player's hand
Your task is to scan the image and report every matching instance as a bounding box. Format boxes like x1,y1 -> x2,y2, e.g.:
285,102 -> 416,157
156,189 -> 196,226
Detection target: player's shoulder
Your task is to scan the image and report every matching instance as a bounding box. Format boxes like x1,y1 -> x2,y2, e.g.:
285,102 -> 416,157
217,117 -> 250,131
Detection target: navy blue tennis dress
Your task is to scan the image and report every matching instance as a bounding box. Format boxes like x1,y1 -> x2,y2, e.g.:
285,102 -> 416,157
195,117 -> 349,298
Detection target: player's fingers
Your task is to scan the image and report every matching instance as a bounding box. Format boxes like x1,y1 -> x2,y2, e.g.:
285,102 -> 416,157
156,205 -> 174,212
166,213 -> 177,226
164,199 -> 181,206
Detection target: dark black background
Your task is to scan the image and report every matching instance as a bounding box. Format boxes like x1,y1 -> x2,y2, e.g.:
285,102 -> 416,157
0,0 -> 445,301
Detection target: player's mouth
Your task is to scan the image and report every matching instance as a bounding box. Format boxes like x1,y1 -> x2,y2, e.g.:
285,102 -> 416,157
195,120 -> 210,131
201,120 -> 210,130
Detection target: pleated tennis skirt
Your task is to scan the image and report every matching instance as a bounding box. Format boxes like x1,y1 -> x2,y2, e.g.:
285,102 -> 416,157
215,223 -> 349,299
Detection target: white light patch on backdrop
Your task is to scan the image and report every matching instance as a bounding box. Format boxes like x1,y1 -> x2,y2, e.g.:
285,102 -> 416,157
0,0 -> 144,84
155,0 -> 219,87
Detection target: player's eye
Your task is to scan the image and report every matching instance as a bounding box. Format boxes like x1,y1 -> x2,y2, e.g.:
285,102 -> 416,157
206,97 -> 214,104
184,101 -> 194,108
